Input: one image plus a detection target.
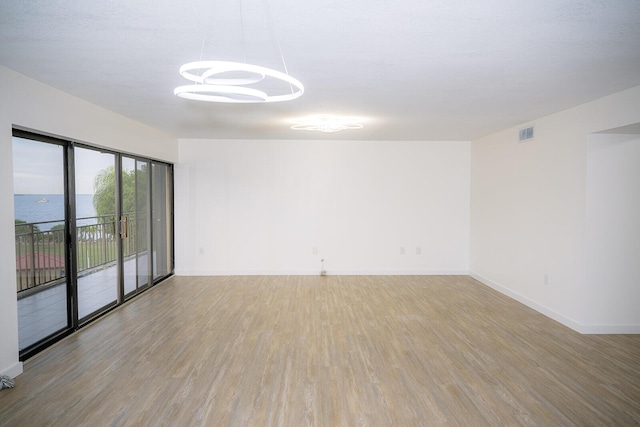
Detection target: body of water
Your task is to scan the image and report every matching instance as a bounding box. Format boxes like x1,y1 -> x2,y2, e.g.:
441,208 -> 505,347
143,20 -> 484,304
14,194 -> 97,230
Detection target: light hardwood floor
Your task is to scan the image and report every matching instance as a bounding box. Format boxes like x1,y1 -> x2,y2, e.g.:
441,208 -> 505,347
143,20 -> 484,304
1,275 -> 639,426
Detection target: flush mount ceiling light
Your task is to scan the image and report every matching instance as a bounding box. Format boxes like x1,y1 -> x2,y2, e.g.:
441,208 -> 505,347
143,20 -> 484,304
174,0 -> 304,104
174,61 -> 303,103
290,114 -> 366,133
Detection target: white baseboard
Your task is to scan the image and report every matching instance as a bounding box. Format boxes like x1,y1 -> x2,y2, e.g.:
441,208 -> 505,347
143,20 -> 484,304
175,269 -> 469,276
1,361 -> 23,379
175,269 -> 319,276
470,271 -> 640,334
469,271 -> 584,332
576,324 -> 640,334
326,269 -> 469,276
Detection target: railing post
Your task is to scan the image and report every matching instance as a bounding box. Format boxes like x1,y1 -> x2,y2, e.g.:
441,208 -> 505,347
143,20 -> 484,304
16,235 -> 23,292
102,218 -> 107,265
29,224 -> 36,288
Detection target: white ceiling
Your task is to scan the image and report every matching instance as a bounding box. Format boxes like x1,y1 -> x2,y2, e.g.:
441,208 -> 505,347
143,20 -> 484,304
1,0 -> 640,141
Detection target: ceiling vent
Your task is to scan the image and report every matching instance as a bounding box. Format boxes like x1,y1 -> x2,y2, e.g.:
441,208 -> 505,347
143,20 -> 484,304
518,126 -> 535,142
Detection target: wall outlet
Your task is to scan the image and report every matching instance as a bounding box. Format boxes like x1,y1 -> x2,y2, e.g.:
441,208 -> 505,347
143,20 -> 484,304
400,247 -> 406,255
199,247 -> 204,255
312,246 -> 318,255
416,246 -> 422,255
544,273 -> 549,285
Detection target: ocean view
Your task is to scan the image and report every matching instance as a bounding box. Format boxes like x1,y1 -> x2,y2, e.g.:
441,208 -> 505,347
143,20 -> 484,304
14,194 -> 97,230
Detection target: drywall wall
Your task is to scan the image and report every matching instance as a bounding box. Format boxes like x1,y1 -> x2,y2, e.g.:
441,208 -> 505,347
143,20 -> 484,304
0,66 -> 177,377
584,132 -> 640,329
176,139 -> 470,275
470,85 -> 640,333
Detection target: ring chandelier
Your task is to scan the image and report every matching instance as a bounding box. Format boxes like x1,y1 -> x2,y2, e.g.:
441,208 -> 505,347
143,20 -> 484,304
174,61 -> 304,103
290,114 -> 365,133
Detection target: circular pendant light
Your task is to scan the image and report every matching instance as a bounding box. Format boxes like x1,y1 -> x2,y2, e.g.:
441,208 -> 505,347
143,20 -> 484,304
174,61 -> 304,103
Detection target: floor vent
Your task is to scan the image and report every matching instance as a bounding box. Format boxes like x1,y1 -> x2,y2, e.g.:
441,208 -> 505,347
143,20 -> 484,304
519,126 -> 535,142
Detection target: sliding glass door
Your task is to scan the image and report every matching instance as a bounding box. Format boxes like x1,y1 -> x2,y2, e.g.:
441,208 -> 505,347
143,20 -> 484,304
75,147 -> 118,320
122,156 -> 151,297
152,162 -> 173,280
13,130 -> 174,359
13,135 -> 70,352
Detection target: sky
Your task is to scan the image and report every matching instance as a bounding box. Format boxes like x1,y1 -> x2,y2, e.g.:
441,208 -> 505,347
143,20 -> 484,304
12,137 -> 114,195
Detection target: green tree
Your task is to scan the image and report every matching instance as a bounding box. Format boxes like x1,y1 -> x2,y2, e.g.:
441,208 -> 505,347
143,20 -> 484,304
93,164 -> 147,217
93,166 -> 117,217
15,219 -> 40,235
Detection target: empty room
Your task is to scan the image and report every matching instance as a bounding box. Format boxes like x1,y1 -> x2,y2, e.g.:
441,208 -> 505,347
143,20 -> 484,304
1,1 -> 639,425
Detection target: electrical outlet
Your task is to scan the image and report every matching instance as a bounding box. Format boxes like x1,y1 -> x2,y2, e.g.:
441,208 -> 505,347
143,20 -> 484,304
416,246 -> 422,255
544,273 -> 549,285
199,247 -> 204,255
400,247 -> 406,255
312,246 -> 318,255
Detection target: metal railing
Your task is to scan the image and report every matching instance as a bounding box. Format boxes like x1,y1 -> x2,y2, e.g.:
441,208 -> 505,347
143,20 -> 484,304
15,214 -> 147,293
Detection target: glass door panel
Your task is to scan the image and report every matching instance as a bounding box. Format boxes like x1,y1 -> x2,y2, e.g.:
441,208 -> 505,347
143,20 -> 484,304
74,147 -> 118,320
151,162 -> 173,280
122,157 -> 150,297
13,136 -> 69,351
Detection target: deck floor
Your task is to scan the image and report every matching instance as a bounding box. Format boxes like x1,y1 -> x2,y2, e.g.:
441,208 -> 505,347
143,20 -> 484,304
17,254 -> 148,349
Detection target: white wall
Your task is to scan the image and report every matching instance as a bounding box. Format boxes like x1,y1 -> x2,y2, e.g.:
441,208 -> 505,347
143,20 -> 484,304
0,66 -> 178,378
3,68 -> 638,381
470,85 -> 640,333
176,139 -> 470,275
585,132 -> 640,329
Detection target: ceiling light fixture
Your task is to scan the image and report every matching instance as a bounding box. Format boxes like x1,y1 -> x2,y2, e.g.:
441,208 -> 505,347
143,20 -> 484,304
175,61 -> 303,103
290,114 -> 365,133
174,0 -> 303,103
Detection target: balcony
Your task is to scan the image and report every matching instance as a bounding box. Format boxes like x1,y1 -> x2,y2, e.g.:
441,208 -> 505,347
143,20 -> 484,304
16,215 -> 149,350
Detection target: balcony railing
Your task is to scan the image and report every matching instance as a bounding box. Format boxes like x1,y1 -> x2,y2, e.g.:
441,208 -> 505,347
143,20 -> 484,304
15,214 -> 147,294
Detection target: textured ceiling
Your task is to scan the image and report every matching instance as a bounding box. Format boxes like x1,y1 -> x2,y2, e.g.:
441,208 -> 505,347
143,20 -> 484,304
1,0 -> 640,141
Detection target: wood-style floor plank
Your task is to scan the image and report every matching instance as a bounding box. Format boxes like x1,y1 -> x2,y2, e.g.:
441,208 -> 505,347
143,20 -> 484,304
1,275 -> 639,426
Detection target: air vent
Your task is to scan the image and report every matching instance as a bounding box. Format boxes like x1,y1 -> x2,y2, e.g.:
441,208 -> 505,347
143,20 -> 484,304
519,126 -> 535,142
